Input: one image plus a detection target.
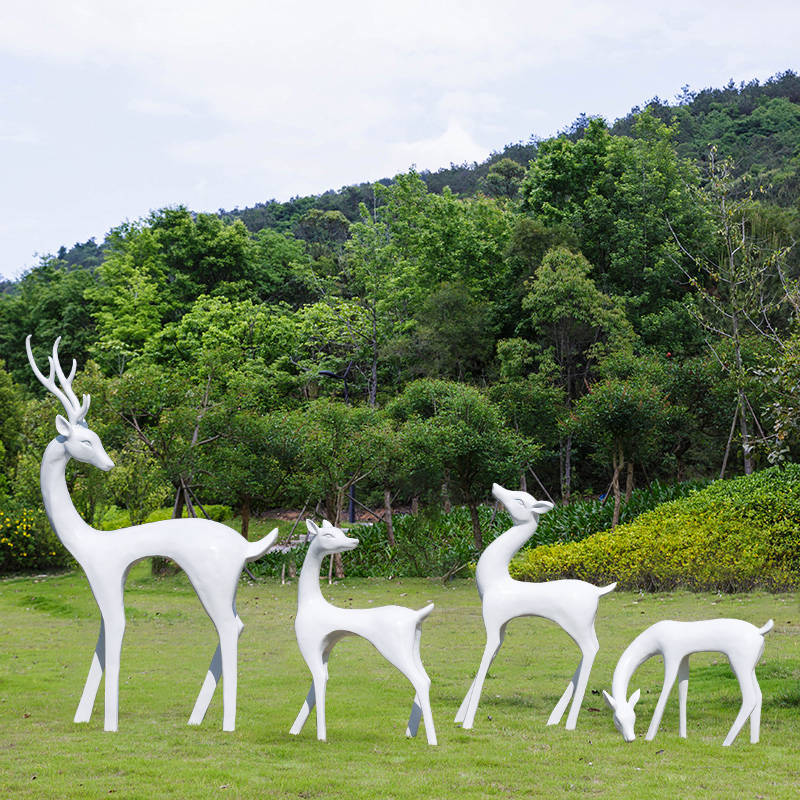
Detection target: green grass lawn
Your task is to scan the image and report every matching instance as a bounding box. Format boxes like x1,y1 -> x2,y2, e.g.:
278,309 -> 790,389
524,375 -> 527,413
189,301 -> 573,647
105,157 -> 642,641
1,565 -> 798,799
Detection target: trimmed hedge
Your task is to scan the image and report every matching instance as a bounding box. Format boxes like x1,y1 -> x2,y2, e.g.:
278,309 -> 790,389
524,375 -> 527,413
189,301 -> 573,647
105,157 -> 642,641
510,465 -> 800,591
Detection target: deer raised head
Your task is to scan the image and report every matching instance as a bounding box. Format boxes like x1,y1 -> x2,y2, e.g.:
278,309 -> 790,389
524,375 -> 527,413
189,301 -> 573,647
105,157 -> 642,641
26,336 -> 278,732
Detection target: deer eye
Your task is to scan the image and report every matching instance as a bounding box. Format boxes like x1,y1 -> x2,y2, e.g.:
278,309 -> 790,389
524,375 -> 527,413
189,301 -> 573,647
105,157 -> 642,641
516,498 -> 524,505
323,533 -> 334,538
81,440 -> 92,448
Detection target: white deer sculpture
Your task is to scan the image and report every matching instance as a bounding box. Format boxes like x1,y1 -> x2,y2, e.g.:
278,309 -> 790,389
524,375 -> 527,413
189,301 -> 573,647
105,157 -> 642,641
603,618 -> 773,746
455,483 -> 616,730
27,336 -> 278,732
290,519 -> 437,744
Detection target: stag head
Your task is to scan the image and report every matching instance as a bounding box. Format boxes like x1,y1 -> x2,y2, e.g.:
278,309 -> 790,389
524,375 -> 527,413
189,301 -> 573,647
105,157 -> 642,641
26,336 -> 114,471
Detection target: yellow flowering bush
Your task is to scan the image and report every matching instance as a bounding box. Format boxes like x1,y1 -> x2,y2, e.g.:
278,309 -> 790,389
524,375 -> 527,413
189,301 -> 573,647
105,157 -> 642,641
510,465 -> 800,591
0,508 -> 69,573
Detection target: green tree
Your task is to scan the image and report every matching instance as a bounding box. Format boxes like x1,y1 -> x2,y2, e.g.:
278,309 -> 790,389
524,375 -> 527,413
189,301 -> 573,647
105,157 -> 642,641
389,379 -> 535,549
518,246 -> 634,501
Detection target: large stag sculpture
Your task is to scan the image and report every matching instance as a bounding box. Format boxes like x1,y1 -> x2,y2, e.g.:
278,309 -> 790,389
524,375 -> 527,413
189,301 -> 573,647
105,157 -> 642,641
27,336 -> 277,731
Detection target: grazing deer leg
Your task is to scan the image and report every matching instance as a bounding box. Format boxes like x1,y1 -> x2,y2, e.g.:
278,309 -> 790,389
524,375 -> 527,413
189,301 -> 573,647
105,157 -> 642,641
677,655 -> 690,738
646,657 -> 682,741
74,619 -> 105,723
189,645 -> 223,725
724,659 -> 760,746
749,669 -> 763,744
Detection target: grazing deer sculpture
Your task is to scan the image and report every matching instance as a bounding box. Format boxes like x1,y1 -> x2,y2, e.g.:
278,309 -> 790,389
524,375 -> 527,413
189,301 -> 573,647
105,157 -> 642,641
291,519 -> 437,744
455,483 -> 616,730
27,336 -> 278,731
604,618 -> 773,746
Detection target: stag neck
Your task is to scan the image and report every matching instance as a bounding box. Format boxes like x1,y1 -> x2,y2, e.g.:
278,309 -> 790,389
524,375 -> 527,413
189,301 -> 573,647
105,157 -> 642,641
40,437 -> 94,554
486,516 -> 538,565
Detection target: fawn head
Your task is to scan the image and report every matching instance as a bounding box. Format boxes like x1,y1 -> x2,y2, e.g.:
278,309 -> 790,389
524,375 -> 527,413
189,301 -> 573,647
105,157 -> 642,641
26,336 -> 114,472
603,689 -> 640,742
306,519 -> 359,554
492,483 -> 553,525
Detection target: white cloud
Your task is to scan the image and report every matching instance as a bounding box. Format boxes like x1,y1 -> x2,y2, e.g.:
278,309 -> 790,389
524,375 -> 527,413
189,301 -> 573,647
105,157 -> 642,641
127,98 -> 190,117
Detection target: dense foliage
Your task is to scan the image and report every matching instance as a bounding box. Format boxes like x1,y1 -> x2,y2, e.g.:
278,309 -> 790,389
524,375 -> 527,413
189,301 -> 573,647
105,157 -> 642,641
2,71 -> 800,579
511,465 -> 800,591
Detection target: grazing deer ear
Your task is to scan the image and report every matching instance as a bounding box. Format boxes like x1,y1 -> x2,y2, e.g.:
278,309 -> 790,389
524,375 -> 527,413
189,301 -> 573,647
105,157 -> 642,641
602,690 -> 616,711
629,689 -> 641,707
55,414 -> 71,437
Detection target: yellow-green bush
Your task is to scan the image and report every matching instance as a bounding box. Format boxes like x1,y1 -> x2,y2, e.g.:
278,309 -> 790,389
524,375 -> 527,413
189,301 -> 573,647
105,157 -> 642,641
0,508 -> 69,574
510,465 -> 800,591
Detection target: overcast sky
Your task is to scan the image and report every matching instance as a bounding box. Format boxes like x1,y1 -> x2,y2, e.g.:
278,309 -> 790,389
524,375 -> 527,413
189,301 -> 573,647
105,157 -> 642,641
2,0 -> 799,281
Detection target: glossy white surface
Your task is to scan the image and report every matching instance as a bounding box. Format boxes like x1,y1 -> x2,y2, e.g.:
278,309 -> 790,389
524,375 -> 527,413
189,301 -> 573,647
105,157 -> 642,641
455,483 -> 616,730
27,336 -> 278,731
604,617 -> 773,746
290,519 -> 437,744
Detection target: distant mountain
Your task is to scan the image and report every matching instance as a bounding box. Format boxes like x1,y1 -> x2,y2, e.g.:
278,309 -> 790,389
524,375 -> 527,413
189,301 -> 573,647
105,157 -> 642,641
219,70 -> 800,238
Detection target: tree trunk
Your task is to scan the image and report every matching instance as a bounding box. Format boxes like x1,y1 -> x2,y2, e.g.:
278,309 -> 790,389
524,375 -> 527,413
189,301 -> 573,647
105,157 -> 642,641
560,433 -> 572,503
625,460 -> 634,502
611,443 -> 623,529
411,495 -> 419,515
240,495 -> 251,540
442,469 -> 452,514
384,488 -> 396,546
468,501 -> 483,550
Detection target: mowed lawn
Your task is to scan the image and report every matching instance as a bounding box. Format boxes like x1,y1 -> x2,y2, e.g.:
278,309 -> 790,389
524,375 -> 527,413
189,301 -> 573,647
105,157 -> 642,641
1,565 -> 798,799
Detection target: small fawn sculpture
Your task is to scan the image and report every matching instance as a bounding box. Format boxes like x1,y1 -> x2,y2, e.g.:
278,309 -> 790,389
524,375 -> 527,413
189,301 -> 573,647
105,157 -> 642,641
27,336 -> 278,731
290,519 -> 437,744
455,483 -> 616,730
603,618 -> 773,746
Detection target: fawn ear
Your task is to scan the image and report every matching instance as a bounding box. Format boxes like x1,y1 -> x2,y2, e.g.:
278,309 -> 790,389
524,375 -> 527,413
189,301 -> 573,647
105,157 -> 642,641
629,689 -> 641,707
55,414 -> 71,437
306,519 -> 320,539
602,690 -> 616,711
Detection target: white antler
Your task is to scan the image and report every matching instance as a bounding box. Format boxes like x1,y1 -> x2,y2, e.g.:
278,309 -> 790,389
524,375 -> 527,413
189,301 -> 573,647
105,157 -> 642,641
455,482 -> 615,731
26,335 -> 90,424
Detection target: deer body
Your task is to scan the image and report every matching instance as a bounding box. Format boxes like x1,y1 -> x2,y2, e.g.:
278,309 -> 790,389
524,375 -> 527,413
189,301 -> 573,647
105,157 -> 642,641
455,483 -> 615,730
604,618 -> 773,746
28,337 -> 278,732
290,519 -> 437,744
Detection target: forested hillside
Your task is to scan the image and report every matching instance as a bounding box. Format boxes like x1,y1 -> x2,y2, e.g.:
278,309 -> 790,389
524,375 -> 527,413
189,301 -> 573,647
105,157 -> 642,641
2,71 -> 800,564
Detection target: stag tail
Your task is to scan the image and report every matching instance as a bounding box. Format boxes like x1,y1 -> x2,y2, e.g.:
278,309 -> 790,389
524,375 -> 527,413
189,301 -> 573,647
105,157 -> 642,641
598,583 -> 617,597
245,527 -> 279,562
416,603 -> 435,622
759,620 -> 774,637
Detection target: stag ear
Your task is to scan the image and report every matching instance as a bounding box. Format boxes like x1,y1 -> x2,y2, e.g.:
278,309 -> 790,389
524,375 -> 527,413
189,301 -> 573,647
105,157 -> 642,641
55,414 -> 71,437
306,519 -> 320,540
602,690 -> 616,711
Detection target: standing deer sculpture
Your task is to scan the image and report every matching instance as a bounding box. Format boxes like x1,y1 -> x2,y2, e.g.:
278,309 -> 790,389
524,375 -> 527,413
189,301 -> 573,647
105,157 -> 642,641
290,519 -> 437,744
603,618 -> 773,746
455,483 -> 616,730
27,336 -> 278,731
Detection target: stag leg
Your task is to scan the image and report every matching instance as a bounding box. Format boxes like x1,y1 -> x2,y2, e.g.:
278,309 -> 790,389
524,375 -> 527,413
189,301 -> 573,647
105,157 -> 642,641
460,622 -> 507,729
74,618 -> 106,723
677,655 -> 690,738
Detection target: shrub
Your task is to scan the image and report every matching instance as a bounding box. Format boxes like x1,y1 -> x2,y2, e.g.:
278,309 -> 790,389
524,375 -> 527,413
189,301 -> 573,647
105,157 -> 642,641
0,507 -> 70,574
99,504 -> 233,530
249,505 -> 509,580
511,465 -> 800,591
535,479 -> 709,544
